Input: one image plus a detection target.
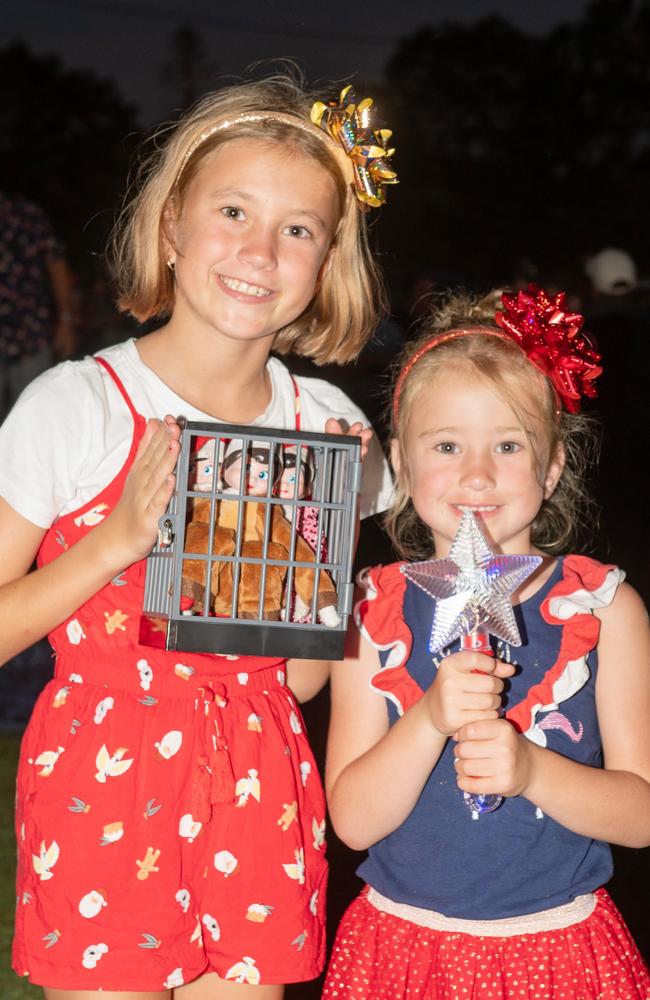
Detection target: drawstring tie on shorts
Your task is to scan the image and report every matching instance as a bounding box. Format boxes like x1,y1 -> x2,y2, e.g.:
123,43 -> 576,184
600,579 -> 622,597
192,682 -> 235,823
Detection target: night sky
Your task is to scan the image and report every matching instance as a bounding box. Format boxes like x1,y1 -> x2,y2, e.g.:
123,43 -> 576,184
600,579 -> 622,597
6,0 -> 590,123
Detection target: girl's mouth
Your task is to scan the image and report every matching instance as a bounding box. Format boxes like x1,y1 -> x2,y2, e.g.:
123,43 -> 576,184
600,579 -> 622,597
219,274 -> 274,298
452,504 -> 498,517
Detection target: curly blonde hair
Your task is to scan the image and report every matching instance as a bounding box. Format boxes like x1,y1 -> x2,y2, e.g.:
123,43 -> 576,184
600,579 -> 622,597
108,74 -> 386,365
386,290 -> 600,560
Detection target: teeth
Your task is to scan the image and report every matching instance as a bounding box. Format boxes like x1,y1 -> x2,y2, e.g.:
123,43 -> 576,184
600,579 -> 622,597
221,275 -> 272,297
457,505 -> 497,512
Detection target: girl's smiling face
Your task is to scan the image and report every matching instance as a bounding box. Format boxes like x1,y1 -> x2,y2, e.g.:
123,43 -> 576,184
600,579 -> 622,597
392,366 -> 564,557
168,138 -> 340,346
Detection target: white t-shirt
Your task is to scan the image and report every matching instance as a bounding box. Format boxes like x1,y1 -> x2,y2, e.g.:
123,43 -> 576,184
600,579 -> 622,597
0,338 -> 393,529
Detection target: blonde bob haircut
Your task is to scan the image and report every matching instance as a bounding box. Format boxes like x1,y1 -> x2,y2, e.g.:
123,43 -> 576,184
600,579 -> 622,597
386,290 -> 600,561
109,74 -> 386,365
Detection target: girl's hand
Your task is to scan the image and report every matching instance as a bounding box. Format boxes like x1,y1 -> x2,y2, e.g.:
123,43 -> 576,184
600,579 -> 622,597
325,418 -> 373,461
454,717 -> 533,798
98,417 -> 180,569
424,651 -> 515,737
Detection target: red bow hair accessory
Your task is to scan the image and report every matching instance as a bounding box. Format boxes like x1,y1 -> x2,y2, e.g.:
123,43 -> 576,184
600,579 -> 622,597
495,287 -> 602,413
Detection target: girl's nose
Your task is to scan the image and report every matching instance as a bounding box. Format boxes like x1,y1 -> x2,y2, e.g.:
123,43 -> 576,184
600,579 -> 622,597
459,452 -> 496,491
238,227 -> 277,271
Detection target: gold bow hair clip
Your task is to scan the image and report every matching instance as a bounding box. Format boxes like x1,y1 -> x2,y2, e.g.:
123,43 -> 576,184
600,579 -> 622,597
311,85 -> 398,208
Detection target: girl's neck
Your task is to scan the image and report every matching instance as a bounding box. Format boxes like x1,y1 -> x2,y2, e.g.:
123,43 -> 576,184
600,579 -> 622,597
136,322 -> 274,423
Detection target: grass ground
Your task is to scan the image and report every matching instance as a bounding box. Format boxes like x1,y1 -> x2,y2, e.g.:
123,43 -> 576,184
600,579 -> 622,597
0,734 -> 41,998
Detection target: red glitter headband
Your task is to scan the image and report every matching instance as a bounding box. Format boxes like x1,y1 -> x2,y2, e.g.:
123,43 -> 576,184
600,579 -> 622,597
392,287 -> 603,424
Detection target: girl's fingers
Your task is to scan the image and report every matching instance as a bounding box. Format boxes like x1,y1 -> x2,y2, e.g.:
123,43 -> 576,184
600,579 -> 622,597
456,737 -> 501,759
462,671 -> 505,695
325,417 -> 343,435
148,473 -> 176,516
134,418 -> 160,461
455,757 -> 494,778
456,718 -> 511,742
461,694 -> 503,712
357,427 -> 373,460
447,651 -> 515,677
136,420 -> 179,489
447,651 -> 497,673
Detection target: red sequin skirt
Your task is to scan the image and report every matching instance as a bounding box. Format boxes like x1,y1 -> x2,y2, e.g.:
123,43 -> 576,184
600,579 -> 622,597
322,886 -> 650,999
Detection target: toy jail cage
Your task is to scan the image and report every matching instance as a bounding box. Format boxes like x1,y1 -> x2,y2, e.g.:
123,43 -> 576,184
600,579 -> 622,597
142,421 -> 361,659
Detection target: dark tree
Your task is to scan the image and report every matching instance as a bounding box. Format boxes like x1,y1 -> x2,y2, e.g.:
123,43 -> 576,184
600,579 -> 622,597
160,24 -> 219,116
384,1 -> 650,283
0,42 -> 140,274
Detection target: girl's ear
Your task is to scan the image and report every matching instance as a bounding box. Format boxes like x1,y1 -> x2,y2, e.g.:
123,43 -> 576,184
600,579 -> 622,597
543,441 -> 565,499
390,438 -> 402,481
315,245 -> 335,293
162,198 -> 178,266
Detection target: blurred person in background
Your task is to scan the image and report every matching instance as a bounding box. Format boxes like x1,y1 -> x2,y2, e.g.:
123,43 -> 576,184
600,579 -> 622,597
0,190 -> 76,420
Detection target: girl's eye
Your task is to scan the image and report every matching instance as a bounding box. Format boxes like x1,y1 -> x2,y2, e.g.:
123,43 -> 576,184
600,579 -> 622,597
258,470 -> 269,480
202,464 -> 213,475
288,473 -> 296,483
284,224 -> 311,239
222,206 -> 245,221
435,442 -> 459,455
496,441 -> 522,454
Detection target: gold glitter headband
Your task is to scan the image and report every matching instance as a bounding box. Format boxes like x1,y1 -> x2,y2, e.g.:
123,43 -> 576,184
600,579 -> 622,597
178,111 -> 354,189
392,328 -> 511,426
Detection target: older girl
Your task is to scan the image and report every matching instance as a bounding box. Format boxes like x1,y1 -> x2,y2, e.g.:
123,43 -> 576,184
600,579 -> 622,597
0,76 -> 395,998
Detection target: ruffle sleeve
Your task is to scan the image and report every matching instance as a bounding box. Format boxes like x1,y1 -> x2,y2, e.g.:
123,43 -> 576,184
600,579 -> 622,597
354,564 -> 424,716
506,555 -> 624,738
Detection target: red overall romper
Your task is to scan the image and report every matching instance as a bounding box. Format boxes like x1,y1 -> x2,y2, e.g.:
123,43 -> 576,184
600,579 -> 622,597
12,360 -> 327,991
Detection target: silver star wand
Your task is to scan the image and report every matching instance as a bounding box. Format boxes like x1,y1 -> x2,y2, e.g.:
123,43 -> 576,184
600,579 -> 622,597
401,508 -> 542,814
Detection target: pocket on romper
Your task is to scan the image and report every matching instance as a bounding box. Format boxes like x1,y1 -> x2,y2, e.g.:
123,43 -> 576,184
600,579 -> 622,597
15,679 -> 91,902
264,688 -> 328,875
18,679 -> 105,859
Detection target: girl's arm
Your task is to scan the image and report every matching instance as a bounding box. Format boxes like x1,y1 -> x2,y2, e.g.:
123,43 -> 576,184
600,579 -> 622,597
0,418 -> 179,666
286,420 -> 374,704
326,624 -> 513,851
286,658 -> 331,703
455,581 -> 650,848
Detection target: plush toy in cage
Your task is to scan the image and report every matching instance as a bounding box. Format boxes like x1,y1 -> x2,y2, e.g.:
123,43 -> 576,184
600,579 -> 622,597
141,422 -> 361,659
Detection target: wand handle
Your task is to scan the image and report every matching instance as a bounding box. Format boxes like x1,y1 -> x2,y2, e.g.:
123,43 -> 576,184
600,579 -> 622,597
461,625 -> 492,655
460,627 -> 503,815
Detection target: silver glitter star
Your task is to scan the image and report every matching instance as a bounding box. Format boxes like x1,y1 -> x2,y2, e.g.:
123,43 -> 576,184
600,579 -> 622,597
401,508 -> 543,654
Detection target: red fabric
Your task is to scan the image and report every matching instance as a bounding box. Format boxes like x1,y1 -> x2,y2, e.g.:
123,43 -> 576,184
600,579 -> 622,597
506,556 -> 616,735
323,887 -> 650,999
355,565 -> 423,716
12,359 -> 327,990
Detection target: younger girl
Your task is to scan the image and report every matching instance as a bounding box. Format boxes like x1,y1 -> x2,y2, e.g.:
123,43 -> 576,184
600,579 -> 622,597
323,288 -> 650,999
0,76 -> 395,998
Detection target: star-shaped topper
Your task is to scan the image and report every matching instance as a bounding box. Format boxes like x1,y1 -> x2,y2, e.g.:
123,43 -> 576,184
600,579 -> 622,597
401,508 -> 543,654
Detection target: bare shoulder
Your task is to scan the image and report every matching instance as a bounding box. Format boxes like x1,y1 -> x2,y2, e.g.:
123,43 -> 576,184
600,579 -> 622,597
595,579 -> 650,632
595,580 -> 650,777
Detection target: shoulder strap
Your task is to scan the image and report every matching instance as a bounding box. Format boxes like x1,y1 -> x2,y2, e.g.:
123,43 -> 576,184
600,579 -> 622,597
95,355 -> 142,423
290,374 -> 301,430
94,355 -> 147,465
